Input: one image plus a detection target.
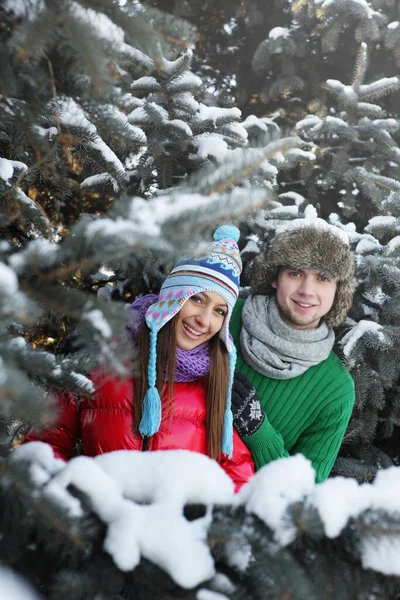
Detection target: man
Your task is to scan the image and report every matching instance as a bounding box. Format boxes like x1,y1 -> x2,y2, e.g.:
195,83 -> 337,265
230,219 -> 356,482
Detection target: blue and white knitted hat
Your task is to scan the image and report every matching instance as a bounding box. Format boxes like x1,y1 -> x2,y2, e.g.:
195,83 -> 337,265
139,224 -> 242,457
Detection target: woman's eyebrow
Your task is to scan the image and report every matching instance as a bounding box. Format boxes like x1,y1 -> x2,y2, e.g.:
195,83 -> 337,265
200,291 -> 228,307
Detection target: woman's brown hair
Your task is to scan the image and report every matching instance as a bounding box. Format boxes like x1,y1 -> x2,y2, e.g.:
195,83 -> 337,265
133,315 -> 230,460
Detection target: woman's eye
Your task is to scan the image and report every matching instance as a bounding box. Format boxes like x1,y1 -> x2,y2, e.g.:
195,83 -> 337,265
191,295 -> 202,303
215,308 -> 227,317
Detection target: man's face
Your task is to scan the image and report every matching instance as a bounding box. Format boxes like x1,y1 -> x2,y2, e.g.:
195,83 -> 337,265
272,267 -> 338,330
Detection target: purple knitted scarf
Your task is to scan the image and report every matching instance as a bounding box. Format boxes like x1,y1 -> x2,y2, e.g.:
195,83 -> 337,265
126,294 -> 210,382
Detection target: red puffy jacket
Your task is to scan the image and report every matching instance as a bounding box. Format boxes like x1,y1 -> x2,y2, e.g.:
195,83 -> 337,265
25,371 -> 254,492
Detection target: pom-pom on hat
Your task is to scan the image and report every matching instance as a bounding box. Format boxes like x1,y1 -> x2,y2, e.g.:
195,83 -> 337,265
139,225 -> 242,457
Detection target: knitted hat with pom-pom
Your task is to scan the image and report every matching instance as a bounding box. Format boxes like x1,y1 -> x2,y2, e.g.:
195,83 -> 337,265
140,225 -> 242,457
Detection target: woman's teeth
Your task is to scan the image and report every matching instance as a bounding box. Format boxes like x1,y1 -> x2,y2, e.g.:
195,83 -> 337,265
183,323 -> 202,336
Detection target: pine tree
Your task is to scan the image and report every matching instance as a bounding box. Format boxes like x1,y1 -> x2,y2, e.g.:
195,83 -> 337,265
2,0 -> 400,598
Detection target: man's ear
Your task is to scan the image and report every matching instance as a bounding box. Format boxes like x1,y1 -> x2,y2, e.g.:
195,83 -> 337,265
271,280 -> 277,289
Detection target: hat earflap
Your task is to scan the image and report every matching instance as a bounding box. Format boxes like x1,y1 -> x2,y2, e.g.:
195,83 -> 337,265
139,325 -> 162,437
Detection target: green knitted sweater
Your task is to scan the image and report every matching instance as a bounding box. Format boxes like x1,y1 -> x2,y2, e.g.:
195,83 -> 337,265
230,298 -> 355,482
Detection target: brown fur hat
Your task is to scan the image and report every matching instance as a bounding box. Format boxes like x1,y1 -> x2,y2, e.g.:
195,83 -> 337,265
251,223 -> 357,327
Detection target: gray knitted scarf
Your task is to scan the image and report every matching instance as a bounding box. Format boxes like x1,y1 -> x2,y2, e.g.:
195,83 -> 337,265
240,294 -> 335,380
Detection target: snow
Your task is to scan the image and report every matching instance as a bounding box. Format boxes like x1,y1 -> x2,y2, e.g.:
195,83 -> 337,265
168,119 -> 193,137
269,27 -> 290,40
276,207 -> 350,246
388,21 -> 399,29
197,590 -> 230,600
82,309 -> 112,338
70,1 -> 126,49
318,0 -> 377,18
340,320 -> 385,358
295,114 -> 322,132
0,157 -> 14,182
69,372 -> 94,394
84,216 -> 147,244
278,191 -> 305,206
387,236 -> 400,253
355,237 -> 381,254
365,215 -> 397,233
239,454 -> 316,546
33,125 -> 58,140
169,72 -> 203,91
9,160 -> 28,173
17,446 -> 233,588
269,204 -> 299,216
0,566 -> 39,600
197,104 -> 241,124
325,116 -> 348,128
285,148 -> 316,161
81,173 -> 119,192
58,97 -> 96,134
0,262 -> 18,295
195,134 -> 229,160
241,239 -> 259,255
4,0 -> 44,19
13,444 -> 400,582
90,137 -> 126,176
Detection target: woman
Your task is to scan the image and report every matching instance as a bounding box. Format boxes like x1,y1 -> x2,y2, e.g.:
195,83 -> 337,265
24,226 -> 254,491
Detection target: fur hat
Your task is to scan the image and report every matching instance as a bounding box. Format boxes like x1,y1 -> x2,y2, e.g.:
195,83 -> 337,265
140,224 -> 242,457
251,219 -> 356,327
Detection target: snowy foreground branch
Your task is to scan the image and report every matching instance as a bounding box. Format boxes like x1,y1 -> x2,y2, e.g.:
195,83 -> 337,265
9,444 -> 400,592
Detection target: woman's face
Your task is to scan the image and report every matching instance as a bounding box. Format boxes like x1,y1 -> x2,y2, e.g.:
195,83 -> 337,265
175,291 -> 228,350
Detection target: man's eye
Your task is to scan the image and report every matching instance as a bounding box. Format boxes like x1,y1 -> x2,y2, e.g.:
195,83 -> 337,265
319,275 -> 330,282
289,271 -> 301,277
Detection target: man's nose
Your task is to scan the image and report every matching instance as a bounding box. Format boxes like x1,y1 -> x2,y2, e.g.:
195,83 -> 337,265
298,276 -> 315,295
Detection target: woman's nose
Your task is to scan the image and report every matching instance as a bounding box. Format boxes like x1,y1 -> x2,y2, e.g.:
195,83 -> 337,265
195,308 -> 211,327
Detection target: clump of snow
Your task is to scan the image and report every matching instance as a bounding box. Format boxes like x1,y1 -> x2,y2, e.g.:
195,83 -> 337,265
15,443 -> 400,582
58,97 -> 96,134
340,320 -> 386,358
0,262 -> 18,295
275,206 -> 350,245
240,454 -> 316,545
312,477 -> 366,537
388,21 -> 399,29
82,309 -> 112,339
12,441 -> 65,488
198,104 -> 241,123
94,449 -> 234,505
355,237 -> 381,254
0,566 -> 40,600
39,450 -> 233,587
365,215 -> 397,234
0,157 -> 14,182
387,236 -> 400,253
241,239 -> 259,255
269,27 -> 290,40
197,589 -> 230,600
69,372 -> 94,394
70,1 -> 126,49
81,173 -> 119,193
195,134 -> 229,161
4,0 -> 44,20
295,114 -> 322,132
279,192 -> 306,206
